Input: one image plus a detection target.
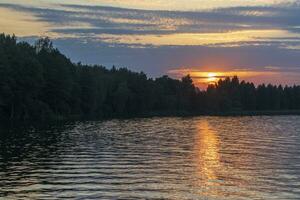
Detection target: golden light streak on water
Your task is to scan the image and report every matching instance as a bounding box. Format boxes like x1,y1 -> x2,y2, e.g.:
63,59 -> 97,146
193,120 -> 225,197
1,117 -> 300,199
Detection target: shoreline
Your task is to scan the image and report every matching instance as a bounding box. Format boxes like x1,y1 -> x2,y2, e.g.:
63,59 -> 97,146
1,110 -> 300,130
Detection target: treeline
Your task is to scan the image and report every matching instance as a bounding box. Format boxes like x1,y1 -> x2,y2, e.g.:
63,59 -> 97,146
0,33 -> 300,122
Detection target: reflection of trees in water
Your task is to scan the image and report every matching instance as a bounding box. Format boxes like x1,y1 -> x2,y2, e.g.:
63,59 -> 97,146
1,117 -> 297,199
0,124 -> 70,162
0,123 -> 74,195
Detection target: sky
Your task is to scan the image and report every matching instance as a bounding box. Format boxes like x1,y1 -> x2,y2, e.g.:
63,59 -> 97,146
1,0 -> 300,88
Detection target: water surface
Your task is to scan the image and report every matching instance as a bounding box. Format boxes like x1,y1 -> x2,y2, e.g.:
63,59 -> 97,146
1,116 -> 300,199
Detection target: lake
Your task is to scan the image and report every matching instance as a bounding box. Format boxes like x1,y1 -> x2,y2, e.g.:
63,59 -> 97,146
1,116 -> 300,199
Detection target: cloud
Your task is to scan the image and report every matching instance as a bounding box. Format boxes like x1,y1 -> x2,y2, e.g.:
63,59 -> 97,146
0,7 -> 50,37
2,3 -> 300,40
1,1 -> 300,86
2,0 -> 298,11
44,37 -> 300,76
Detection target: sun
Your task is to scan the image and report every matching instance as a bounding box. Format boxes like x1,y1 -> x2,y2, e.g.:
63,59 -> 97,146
207,72 -> 217,78
206,72 -> 218,83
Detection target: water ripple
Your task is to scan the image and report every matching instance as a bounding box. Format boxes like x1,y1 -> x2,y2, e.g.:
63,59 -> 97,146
1,116 -> 300,199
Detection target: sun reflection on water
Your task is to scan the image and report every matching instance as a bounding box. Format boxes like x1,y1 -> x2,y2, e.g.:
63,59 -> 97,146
193,120 -> 224,197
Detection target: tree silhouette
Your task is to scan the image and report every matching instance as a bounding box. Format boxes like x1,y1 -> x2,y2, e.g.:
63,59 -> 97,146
0,33 -> 300,123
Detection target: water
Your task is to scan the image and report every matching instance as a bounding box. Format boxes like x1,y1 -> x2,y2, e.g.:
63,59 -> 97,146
1,116 -> 300,199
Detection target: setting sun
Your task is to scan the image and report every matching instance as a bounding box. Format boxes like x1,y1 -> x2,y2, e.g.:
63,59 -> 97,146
207,72 -> 217,78
206,73 -> 219,84
167,67 -> 299,89
2,0 -> 300,199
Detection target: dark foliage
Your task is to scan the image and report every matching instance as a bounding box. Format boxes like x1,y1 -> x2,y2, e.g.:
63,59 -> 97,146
0,34 -> 300,122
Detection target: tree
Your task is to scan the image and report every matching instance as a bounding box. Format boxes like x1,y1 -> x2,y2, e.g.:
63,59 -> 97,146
35,37 -> 53,53
113,81 -> 131,115
1,33 -> 300,123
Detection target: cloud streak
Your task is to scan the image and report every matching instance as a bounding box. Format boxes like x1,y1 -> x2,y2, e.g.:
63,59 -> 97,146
2,3 -> 300,40
1,0 -> 298,11
1,1 -> 300,87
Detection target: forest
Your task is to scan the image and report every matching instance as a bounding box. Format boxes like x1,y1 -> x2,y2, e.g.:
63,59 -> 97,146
1,33 -> 300,122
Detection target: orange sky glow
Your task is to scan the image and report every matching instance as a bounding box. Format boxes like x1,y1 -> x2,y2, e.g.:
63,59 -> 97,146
1,1 -> 300,86
168,68 -> 300,90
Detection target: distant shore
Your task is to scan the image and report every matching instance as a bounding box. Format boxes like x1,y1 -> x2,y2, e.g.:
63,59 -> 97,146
43,109 -> 300,122
1,110 -> 299,130
2,34 -> 300,126
204,110 -> 300,117
139,110 -> 300,118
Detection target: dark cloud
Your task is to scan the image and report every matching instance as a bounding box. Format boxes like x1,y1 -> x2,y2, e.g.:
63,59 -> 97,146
2,3 -> 300,35
1,2 -> 300,82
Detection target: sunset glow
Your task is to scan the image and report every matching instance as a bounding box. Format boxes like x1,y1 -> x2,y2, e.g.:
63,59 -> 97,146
1,0 -> 300,86
205,73 -> 219,84
1,1 -> 300,199
168,67 -> 300,89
